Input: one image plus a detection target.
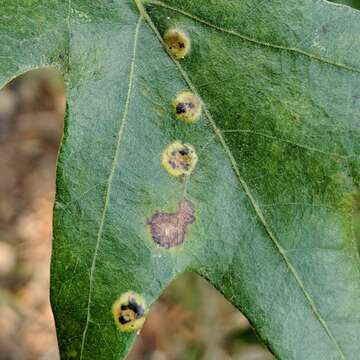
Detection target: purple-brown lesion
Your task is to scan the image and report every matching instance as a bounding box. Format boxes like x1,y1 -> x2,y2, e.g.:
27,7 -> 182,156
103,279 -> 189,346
147,199 -> 195,248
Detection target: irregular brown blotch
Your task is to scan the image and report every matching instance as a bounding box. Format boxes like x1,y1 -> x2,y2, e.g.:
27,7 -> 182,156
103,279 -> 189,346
148,199 -> 195,248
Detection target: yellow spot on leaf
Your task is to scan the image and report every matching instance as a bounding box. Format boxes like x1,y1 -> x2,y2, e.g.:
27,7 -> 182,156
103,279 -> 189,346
112,291 -> 146,332
164,28 -> 190,59
173,91 -> 202,123
161,141 -> 198,178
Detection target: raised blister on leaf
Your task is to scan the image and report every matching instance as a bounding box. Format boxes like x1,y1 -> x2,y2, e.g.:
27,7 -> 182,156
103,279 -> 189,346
164,28 -> 190,59
112,291 -> 146,332
173,91 -> 202,123
161,141 -> 198,178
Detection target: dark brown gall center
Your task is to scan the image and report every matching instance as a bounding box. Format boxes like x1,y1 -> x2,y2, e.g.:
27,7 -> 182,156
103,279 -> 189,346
176,102 -> 194,115
118,297 -> 144,325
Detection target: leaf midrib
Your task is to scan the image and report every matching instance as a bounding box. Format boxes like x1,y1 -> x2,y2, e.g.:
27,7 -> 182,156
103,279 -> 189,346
135,0 -> 347,358
147,0 -> 360,75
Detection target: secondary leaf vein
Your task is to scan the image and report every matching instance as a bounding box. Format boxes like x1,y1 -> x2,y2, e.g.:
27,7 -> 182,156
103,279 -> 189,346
221,129 -> 353,159
79,16 -> 142,359
147,0 -> 360,75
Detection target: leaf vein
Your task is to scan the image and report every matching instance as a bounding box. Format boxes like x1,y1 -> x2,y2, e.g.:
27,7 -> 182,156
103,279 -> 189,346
148,0 -> 360,75
136,2 -> 346,358
221,129 -> 353,159
78,16 -> 142,359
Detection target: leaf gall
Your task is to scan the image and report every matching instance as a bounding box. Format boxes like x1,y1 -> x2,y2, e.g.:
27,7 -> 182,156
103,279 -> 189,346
173,91 -> 202,123
112,291 -> 146,332
164,28 -> 191,59
161,141 -> 198,178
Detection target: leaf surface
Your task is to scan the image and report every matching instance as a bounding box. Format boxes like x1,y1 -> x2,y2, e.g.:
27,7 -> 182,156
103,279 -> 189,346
1,1 -> 360,359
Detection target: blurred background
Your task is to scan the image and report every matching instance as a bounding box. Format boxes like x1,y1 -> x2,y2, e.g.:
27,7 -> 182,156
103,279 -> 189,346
0,1 -> 358,359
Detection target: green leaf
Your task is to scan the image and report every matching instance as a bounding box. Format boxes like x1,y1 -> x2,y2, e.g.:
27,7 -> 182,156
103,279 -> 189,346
0,1 -> 67,89
330,0 -> 360,9
1,0 -> 360,359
